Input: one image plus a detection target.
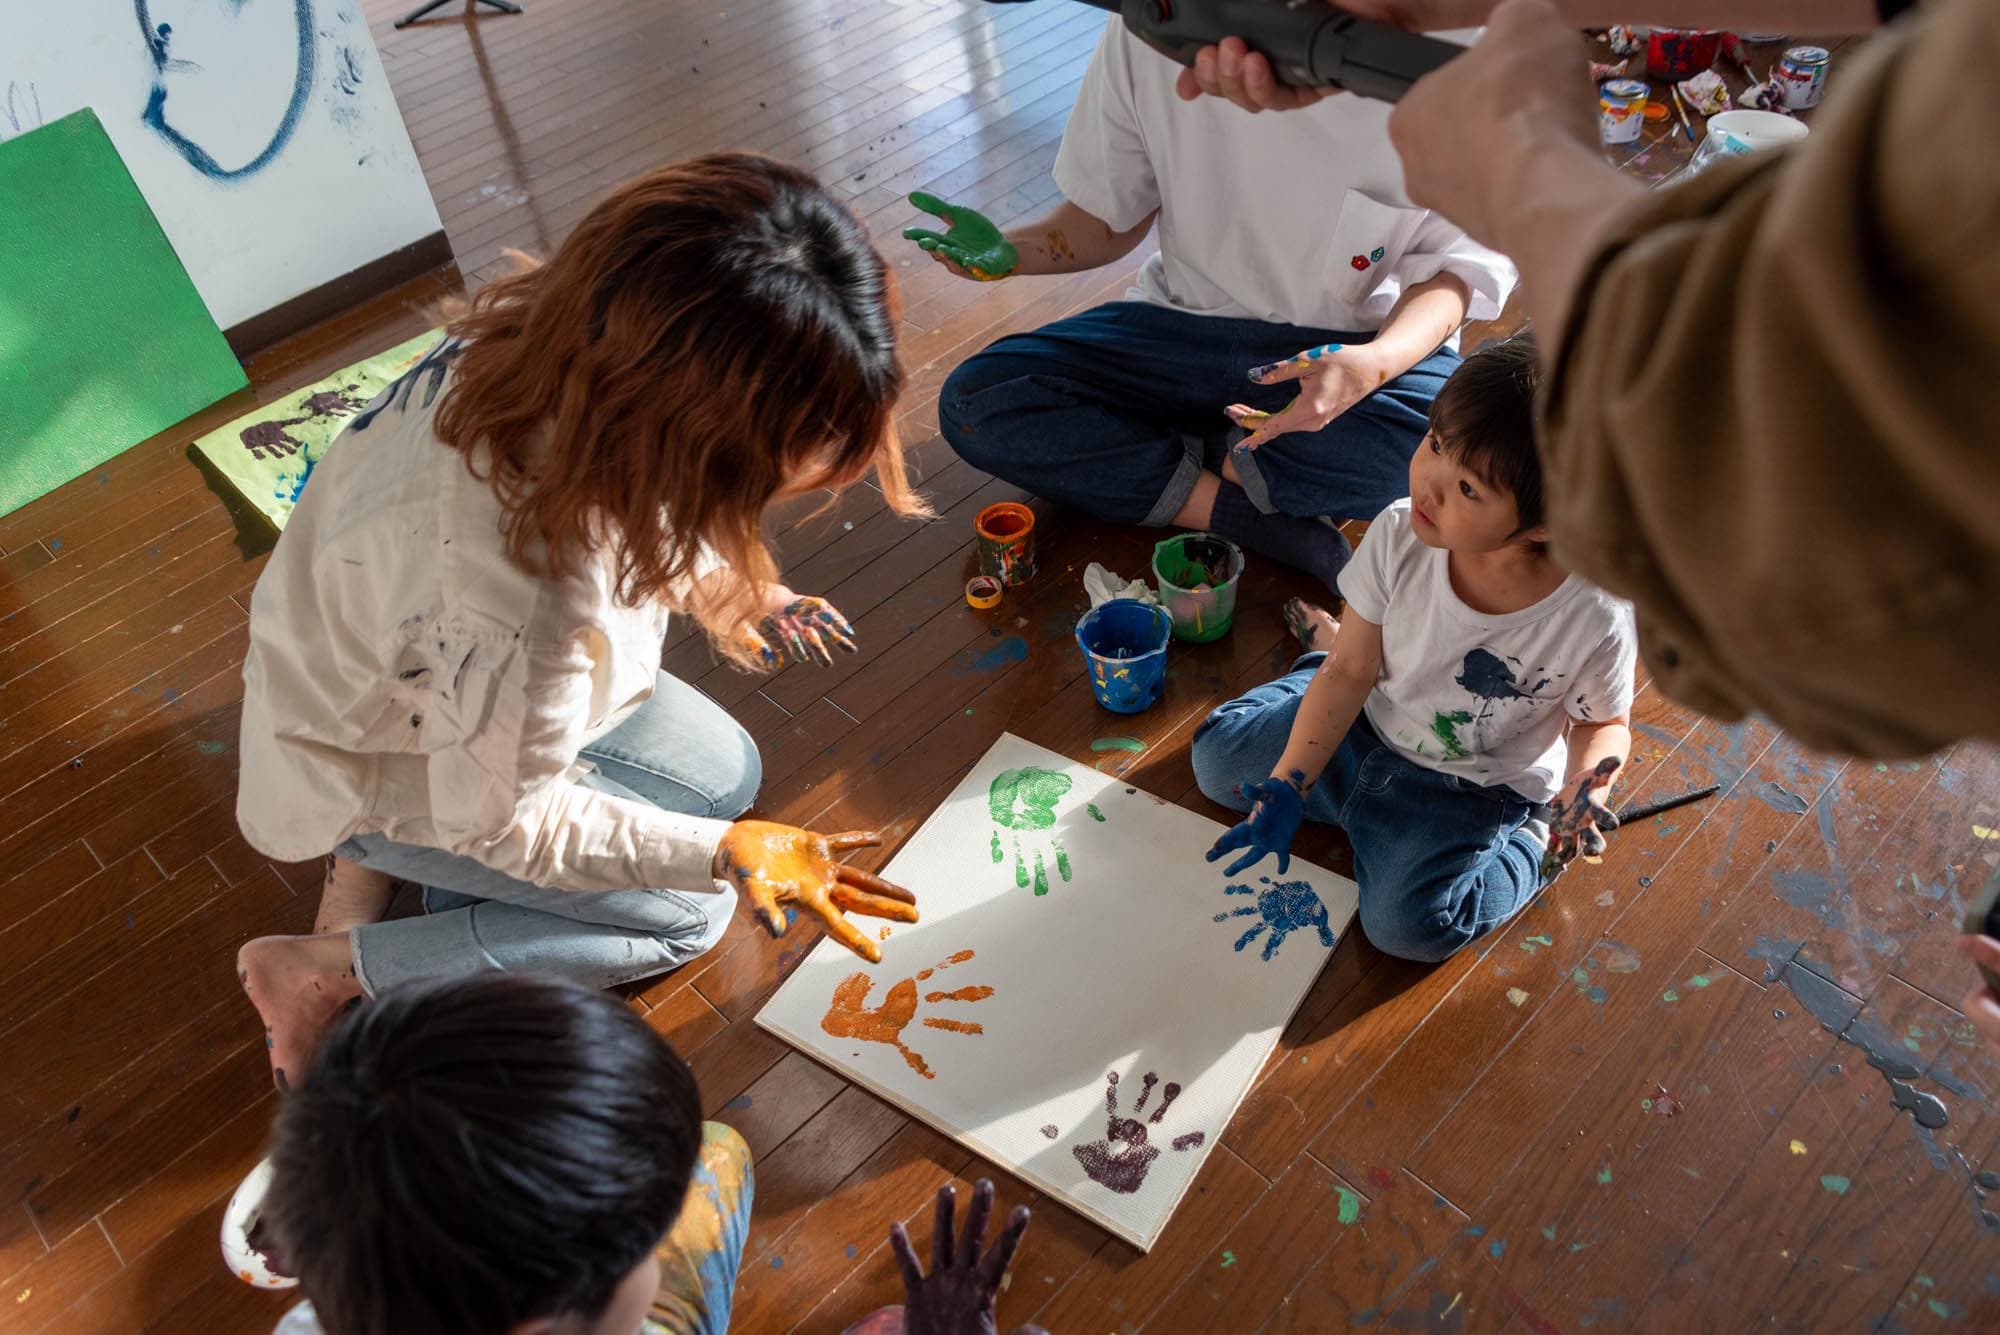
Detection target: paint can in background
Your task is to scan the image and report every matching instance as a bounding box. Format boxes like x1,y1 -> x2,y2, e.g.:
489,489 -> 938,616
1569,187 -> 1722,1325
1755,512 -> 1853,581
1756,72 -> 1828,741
975,501 -> 1036,587
1686,108 -> 1809,175
1151,533 -> 1244,643
1737,33 -> 1788,44
1599,79 -> 1650,145
1075,599 -> 1173,715
1775,46 -> 1830,109
1646,28 -> 1721,81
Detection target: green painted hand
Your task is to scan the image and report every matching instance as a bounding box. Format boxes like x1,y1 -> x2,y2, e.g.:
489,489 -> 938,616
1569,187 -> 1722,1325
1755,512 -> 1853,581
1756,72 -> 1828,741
987,766 -> 1074,896
903,192 -> 1018,281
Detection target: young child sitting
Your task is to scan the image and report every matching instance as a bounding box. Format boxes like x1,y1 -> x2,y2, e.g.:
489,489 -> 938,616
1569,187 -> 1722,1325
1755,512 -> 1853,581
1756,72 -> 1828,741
1193,336 -> 1635,962
231,973 -> 1038,1335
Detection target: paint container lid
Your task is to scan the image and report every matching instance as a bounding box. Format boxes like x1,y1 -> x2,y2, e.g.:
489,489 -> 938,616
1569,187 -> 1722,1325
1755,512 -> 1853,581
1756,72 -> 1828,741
1601,79 -> 1649,100
1782,45 -> 1829,65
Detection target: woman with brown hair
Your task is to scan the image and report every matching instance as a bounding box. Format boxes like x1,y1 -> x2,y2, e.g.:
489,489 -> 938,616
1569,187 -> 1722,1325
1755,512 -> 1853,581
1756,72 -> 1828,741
233,154 -> 924,1089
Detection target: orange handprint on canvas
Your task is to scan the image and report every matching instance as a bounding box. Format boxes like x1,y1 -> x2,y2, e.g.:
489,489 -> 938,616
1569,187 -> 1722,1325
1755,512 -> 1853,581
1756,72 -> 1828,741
820,950 -> 993,1080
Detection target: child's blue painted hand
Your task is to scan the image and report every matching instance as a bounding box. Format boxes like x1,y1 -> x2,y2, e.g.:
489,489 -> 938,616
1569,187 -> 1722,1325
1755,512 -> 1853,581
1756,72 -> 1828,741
1206,771 -> 1307,877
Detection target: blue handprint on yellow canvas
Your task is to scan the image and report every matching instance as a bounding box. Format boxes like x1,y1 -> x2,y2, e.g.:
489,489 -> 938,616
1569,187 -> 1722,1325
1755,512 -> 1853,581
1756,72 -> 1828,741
988,765 -> 1073,895
1214,877 -> 1334,961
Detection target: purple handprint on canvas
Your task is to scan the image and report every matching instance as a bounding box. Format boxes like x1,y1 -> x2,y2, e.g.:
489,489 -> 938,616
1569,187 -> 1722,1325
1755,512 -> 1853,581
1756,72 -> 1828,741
1071,1070 -> 1206,1194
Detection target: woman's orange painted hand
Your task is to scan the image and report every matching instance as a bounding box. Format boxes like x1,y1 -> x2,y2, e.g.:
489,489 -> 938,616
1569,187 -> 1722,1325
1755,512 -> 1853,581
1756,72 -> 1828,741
713,821 -> 917,963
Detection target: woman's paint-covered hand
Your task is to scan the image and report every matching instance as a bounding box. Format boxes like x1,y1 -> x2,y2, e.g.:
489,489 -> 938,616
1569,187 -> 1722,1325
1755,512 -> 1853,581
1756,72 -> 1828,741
1206,770 -> 1308,877
714,822 -> 917,963
892,1179 -> 1046,1335
1227,343 -> 1391,451
745,590 -> 856,669
903,192 -> 1020,281
1540,755 -> 1621,879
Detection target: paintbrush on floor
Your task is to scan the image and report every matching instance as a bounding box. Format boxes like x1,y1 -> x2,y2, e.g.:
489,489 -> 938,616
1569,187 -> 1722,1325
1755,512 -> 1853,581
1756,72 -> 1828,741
1606,783 -> 1721,828
1669,85 -> 1699,143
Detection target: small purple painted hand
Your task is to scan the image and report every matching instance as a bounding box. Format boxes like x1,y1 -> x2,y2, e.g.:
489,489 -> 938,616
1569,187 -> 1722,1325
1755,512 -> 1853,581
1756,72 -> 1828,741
1206,770 -> 1307,877
890,1180 -> 1047,1335
1540,756 -> 1621,881
1071,1070 -> 1206,1194
747,593 -> 856,669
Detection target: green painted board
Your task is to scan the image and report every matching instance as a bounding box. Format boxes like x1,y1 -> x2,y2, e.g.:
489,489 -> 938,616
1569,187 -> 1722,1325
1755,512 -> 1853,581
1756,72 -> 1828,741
191,328 -> 443,530
0,108 -> 248,519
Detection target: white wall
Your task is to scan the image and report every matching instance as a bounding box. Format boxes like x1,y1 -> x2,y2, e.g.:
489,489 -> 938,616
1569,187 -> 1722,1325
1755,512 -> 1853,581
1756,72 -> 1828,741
2,0 -> 442,332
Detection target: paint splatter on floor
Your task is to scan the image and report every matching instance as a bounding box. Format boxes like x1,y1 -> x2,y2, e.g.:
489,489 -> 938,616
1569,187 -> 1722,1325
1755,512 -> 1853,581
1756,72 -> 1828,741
1090,737 -> 1146,753
1336,1186 -> 1361,1224
1520,934 -> 1554,953
1220,1250 -> 1236,1268
1754,781 -> 1811,814
1791,1139 -> 1808,1155
1506,987 -> 1530,1007
1820,1174 -> 1851,1195
959,636 -> 1028,673
1596,1166 -> 1613,1184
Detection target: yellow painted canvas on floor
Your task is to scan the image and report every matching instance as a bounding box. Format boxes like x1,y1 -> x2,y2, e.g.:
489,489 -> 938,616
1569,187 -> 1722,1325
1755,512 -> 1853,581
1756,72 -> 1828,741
192,329 -> 442,528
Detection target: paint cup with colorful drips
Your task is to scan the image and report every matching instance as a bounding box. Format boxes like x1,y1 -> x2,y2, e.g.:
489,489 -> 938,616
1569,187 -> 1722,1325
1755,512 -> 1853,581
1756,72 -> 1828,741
975,501 -> 1036,588
1152,533 -> 1244,644
1075,598 -> 1173,714
1598,78 -> 1649,146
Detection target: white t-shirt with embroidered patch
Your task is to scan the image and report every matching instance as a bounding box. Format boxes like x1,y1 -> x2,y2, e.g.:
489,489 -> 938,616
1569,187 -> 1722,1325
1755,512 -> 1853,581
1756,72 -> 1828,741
1336,501 -> 1637,803
1052,19 -> 1515,334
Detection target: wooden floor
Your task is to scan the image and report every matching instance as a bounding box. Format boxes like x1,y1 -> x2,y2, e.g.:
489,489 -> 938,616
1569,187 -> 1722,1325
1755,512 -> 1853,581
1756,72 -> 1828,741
2,3 -> 1995,1329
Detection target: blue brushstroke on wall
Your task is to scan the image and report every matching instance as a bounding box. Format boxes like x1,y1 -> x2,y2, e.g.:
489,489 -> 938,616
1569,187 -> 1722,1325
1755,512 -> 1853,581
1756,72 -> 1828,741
134,0 -> 317,180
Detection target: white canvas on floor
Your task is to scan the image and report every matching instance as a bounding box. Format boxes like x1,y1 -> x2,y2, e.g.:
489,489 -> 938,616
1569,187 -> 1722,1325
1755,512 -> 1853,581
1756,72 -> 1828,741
755,732 -> 1359,1250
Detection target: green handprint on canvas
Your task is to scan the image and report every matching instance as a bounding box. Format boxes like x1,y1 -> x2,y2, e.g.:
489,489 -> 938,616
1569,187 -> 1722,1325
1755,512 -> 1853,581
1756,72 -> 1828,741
903,192 -> 1019,281
988,766 -> 1074,896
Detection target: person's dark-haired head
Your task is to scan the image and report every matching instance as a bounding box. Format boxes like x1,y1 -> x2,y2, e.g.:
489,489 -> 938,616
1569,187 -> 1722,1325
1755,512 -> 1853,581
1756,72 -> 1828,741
261,974 -> 700,1335
1402,333 -> 1545,554
1424,333 -> 1543,541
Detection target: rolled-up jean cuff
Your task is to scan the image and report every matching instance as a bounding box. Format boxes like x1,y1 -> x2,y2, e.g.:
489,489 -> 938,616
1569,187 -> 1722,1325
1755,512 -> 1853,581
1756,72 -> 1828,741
1229,436 -> 1278,515
1139,438 -> 1209,528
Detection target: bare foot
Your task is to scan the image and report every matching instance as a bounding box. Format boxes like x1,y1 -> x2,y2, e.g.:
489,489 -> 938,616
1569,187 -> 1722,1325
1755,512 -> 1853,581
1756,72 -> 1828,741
1283,597 -> 1341,653
313,855 -> 396,935
238,934 -> 366,1092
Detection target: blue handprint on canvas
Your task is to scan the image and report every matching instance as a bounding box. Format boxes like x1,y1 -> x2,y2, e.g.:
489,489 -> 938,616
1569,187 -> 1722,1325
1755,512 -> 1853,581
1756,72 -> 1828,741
1214,877 -> 1334,961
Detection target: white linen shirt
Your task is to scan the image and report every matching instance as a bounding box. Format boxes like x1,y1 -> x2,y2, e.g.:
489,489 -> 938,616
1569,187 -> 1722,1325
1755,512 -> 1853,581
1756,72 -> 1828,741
236,343 -> 728,894
1054,20 -> 1516,334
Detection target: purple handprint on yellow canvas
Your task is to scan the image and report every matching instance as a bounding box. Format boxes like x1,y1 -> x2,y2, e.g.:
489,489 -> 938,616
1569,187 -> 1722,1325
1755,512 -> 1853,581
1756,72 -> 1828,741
1071,1070 -> 1206,1194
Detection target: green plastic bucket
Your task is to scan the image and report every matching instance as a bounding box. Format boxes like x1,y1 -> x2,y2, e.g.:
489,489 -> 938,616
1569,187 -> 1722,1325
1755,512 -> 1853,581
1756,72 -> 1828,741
1152,533 -> 1243,643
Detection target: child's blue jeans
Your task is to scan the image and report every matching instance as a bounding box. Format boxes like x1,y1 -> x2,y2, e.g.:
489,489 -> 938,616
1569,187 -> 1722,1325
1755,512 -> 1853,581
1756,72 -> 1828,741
1191,654 -> 1547,963
939,301 -> 1459,526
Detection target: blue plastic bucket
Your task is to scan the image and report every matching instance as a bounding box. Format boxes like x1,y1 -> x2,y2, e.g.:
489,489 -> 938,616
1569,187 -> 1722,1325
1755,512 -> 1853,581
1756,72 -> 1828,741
1075,598 -> 1173,714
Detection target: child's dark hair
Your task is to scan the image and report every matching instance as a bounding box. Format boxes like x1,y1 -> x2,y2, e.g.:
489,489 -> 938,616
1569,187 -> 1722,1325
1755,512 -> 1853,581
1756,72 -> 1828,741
1430,333 -> 1543,533
261,974 -> 701,1335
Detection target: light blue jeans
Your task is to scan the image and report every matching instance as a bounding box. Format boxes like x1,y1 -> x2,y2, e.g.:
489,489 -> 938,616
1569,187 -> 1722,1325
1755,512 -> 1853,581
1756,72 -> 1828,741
341,672 -> 760,995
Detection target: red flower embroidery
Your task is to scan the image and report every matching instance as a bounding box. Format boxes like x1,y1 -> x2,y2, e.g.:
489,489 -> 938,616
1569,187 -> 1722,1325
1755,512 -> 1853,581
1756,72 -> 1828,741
1351,255 -> 1370,271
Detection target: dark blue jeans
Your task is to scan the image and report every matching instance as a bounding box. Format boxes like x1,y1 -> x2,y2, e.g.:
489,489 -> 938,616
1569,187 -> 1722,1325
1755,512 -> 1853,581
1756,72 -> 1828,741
940,301 -> 1459,525
1191,655 -> 1546,963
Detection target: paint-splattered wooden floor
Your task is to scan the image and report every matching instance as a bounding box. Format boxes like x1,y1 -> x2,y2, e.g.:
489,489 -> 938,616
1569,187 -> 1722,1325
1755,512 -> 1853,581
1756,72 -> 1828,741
2,3 -> 1994,1329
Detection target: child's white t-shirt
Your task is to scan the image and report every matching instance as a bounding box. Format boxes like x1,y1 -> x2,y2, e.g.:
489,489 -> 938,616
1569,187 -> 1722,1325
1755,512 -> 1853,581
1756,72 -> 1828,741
1052,20 -> 1515,334
1336,501 -> 1637,804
